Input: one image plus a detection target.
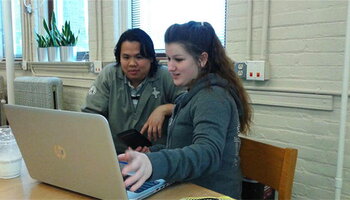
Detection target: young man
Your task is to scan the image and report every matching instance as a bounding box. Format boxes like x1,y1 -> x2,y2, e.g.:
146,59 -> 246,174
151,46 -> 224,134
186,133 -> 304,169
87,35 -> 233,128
82,29 -> 182,154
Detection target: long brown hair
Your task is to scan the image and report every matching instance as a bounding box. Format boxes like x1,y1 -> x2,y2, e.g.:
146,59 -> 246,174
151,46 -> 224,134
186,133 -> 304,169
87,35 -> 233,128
164,21 -> 252,134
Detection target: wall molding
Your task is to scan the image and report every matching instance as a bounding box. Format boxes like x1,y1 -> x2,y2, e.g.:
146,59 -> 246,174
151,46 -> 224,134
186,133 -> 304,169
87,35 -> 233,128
245,85 -> 344,96
0,62 -> 23,70
29,62 -> 97,88
248,90 -> 333,111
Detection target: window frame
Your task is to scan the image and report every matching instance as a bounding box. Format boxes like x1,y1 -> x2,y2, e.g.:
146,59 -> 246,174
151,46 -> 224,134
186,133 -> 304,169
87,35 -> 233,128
0,0 -> 24,60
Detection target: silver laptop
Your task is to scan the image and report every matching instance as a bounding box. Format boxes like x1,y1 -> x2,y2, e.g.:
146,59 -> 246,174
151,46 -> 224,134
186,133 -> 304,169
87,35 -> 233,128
4,104 -> 168,200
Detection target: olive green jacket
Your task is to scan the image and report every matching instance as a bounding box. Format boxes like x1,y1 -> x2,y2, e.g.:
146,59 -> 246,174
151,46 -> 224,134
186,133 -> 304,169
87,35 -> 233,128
81,63 -> 182,153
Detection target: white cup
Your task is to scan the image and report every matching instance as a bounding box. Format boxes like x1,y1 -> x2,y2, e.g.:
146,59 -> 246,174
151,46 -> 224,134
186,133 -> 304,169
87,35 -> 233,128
0,126 -> 22,179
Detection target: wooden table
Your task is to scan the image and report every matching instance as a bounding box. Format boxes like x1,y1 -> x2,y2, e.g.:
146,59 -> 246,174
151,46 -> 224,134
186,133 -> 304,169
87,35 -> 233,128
0,161 -> 224,199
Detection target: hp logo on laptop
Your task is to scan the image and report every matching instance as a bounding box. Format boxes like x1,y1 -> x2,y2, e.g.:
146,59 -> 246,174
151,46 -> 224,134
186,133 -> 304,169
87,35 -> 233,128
53,145 -> 66,159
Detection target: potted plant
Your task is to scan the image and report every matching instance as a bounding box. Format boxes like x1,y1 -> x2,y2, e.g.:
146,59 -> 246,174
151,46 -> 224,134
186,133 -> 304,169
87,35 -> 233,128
35,33 -> 48,62
58,21 -> 79,62
43,12 -> 61,61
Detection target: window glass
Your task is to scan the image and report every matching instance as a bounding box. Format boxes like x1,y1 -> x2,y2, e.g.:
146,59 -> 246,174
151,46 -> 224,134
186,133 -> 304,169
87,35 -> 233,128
54,0 -> 89,60
131,0 -> 226,52
0,0 -> 23,59
0,2 -> 3,59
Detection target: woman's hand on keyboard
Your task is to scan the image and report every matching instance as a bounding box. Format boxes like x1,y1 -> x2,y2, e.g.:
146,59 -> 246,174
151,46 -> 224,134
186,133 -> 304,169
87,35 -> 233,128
118,150 -> 153,192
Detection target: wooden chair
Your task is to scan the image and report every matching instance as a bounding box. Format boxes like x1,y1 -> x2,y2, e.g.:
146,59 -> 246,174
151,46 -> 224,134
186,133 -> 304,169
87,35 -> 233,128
240,137 -> 298,200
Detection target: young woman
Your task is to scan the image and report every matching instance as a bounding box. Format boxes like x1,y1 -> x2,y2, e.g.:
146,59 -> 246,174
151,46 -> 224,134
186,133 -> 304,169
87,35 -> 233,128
118,21 -> 252,199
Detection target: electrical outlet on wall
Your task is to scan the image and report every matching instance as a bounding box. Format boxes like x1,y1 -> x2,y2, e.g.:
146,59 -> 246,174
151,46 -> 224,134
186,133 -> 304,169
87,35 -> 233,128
246,60 -> 268,81
22,61 -> 28,70
93,61 -> 102,73
234,62 -> 247,80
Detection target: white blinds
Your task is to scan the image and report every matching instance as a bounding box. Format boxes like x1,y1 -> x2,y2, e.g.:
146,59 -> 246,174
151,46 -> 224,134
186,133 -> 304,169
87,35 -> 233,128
131,0 -> 227,51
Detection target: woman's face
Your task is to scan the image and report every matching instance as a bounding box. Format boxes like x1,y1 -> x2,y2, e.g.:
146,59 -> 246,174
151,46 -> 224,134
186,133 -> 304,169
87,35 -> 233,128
120,41 -> 152,87
166,43 -> 201,87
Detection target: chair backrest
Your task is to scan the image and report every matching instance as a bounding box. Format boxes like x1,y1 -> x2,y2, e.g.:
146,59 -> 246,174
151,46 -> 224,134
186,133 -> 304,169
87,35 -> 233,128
240,137 -> 298,200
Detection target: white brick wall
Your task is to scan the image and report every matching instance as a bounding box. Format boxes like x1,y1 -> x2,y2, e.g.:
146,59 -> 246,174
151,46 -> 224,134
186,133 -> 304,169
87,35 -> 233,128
228,0 -> 350,199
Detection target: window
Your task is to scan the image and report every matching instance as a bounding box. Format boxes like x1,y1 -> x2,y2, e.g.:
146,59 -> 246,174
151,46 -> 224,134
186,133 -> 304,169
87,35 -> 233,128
0,0 -> 23,59
131,0 -> 226,52
53,0 -> 89,60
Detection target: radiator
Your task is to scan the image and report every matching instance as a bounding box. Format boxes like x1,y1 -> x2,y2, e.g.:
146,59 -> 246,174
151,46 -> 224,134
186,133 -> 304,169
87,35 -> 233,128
14,76 -> 63,109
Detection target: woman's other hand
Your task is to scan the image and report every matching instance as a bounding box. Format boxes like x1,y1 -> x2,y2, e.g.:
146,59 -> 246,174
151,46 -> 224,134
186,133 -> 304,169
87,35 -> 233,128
134,146 -> 150,153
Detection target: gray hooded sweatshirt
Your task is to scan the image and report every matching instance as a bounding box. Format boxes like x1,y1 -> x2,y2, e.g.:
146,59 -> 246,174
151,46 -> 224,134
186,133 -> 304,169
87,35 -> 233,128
147,73 -> 243,199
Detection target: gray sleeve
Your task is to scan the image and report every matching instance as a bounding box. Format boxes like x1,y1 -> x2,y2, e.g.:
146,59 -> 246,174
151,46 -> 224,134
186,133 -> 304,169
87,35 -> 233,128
81,66 -> 112,117
149,144 -> 165,152
147,91 -> 232,182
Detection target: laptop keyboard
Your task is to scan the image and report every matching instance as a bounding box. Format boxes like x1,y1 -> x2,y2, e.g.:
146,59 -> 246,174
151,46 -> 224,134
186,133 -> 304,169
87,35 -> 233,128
123,175 -> 160,193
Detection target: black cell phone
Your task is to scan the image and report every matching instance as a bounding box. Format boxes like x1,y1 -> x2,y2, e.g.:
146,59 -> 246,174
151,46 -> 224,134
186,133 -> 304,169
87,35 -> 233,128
117,129 -> 152,149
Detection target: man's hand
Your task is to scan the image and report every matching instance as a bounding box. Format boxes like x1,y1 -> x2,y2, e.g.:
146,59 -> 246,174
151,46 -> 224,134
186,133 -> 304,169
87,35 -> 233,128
141,104 -> 174,141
